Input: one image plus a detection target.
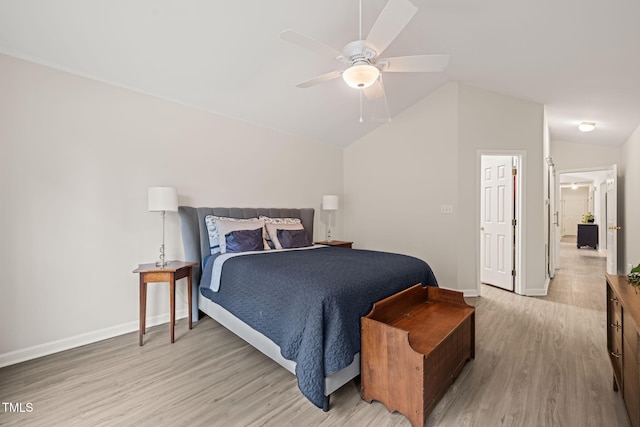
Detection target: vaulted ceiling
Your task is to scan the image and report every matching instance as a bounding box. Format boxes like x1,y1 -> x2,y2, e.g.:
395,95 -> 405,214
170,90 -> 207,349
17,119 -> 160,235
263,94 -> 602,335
1,0 -> 638,148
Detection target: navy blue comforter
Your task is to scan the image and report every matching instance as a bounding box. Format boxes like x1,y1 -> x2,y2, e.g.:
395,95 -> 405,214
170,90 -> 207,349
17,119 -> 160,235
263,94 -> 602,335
199,246 -> 438,408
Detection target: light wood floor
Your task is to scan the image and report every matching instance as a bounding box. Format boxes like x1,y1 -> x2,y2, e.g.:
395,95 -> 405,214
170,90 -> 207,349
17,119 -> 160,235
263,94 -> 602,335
0,243 -> 629,426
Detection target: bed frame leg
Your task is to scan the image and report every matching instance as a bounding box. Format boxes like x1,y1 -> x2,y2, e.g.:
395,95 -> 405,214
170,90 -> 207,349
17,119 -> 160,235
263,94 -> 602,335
322,395 -> 330,412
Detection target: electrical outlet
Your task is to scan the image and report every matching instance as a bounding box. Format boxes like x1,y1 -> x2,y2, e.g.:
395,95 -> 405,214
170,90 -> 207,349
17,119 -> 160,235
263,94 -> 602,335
440,205 -> 454,214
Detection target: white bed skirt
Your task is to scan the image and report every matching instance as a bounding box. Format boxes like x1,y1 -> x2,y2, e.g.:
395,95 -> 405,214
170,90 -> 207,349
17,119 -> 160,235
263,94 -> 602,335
198,293 -> 360,396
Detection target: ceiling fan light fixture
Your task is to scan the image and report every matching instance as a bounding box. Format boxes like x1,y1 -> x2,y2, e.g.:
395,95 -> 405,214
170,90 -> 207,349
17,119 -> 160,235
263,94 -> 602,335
342,63 -> 379,89
578,121 -> 596,132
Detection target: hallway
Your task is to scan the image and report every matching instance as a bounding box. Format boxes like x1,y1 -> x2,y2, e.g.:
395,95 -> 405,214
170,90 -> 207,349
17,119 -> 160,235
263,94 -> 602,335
426,236 -> 630,426
547,235 -> 607,310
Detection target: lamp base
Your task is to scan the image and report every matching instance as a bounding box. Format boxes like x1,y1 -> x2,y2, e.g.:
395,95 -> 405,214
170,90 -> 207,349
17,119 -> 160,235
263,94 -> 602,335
156,243 -> 169,268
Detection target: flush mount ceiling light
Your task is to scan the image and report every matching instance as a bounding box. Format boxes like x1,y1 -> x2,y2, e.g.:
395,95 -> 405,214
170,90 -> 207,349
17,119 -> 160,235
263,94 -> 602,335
342,63 -> 380,89
578,121 -> 596,132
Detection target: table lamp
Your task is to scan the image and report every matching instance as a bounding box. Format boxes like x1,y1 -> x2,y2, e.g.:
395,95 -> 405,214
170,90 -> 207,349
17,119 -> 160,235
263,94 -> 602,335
148,187 -> 178,267
322,195 -> 339,241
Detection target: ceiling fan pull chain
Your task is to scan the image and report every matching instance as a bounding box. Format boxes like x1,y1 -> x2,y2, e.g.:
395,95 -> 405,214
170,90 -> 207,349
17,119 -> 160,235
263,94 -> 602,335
359,90 -> 364,123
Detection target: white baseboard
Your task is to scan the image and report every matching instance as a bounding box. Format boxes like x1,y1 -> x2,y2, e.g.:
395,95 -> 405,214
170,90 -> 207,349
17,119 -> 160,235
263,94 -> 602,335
525,289 -> 548,296
438,284 -> 479,298
0,309 -> 187,368
525,278 -> 550,297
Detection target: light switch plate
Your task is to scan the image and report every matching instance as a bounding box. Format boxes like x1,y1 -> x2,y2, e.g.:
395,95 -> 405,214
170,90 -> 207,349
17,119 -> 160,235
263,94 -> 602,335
440,205 -> 454,214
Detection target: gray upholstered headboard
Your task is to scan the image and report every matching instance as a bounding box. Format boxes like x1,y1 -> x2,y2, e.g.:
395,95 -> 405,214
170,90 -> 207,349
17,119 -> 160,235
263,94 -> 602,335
178,206 -> 315,321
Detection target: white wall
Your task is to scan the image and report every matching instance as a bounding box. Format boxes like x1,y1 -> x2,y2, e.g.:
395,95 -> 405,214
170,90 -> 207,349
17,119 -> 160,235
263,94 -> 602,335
457,83 -> 545,296
621,125 -> 640,272
559,186 -> 589,235
344,83 -> 459,288
0,54 -> 343,365
344,82 -> 545,296
551,139 -> 621,170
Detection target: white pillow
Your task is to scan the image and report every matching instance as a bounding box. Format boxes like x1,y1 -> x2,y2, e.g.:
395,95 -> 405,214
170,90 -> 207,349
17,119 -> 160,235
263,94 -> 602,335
259,215 -> 302,225
265,222 -> 306,250
205,215 -> 268,254
214,218 -> 268,254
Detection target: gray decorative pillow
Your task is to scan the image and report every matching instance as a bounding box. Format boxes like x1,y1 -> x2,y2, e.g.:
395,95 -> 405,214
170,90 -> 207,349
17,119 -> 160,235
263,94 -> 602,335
225,228 -> 265,253
277,229 -> 311,249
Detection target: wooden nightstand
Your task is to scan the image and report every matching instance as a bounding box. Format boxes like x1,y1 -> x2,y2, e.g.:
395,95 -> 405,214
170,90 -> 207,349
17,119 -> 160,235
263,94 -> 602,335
132,261 -> 197,346
315,240 -> 353,248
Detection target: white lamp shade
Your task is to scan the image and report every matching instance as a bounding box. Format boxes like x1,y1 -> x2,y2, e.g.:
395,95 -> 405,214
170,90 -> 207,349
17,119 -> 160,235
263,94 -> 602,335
322,195 -> 339,211
342,64 -> 379,89
148,187 -> 178,212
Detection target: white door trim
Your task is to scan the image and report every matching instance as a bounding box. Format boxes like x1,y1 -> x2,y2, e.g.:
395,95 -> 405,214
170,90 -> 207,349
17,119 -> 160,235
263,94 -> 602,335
606,165 -> 618,274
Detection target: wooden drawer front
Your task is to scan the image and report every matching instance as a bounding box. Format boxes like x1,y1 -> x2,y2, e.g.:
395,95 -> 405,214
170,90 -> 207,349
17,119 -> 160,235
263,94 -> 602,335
610,330 -> 623,386
608,287 -> 620,343
608,286 -> 623,362
607,285 -> 623,389
612,308 -> 623,343
610,287 -> 622,323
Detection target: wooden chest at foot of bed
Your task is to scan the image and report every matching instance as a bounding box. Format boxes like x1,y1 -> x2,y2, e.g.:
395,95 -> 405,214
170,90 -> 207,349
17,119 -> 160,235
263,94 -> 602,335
361,284 -> 475,427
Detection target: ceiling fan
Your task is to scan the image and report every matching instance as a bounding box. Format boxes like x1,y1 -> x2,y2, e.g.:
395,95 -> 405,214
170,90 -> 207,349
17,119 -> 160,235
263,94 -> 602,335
281,0 -> 449,120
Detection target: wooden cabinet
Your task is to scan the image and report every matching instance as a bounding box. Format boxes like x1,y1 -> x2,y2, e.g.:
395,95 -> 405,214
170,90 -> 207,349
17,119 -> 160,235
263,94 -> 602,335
361,284 -> 475,427
607,274 -> 640,427
577,223 -> 598,249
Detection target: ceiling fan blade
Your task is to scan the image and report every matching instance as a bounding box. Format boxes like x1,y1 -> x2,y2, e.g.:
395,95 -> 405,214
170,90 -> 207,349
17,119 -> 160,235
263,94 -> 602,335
296,70 -> 342,88
368,77 -> 391,123
363,78 -> 385,100
365,0 -> 418,56
381,54 -> 450,72
280,29 -> 343,60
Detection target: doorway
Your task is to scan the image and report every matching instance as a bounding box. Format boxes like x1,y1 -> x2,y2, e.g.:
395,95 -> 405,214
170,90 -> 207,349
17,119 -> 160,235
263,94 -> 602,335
554,165 -> 618,274
479,154 -> 523,293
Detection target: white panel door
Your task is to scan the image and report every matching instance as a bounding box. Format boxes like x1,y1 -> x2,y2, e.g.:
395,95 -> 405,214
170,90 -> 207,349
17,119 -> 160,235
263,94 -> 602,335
606,165 -> 618,275
480,156 -> 514,291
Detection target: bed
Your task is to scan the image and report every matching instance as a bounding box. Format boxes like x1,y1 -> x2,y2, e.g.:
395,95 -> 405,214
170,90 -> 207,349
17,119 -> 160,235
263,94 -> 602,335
178,206 -> 438,410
